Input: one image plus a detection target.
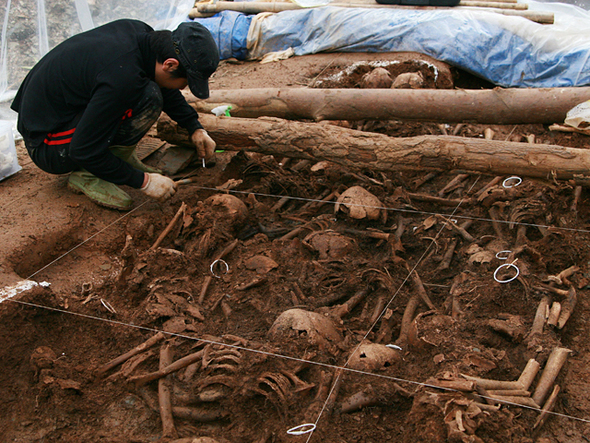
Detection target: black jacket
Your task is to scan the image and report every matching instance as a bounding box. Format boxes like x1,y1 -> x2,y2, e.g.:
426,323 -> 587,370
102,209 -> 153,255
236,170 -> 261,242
11,19 -> 203,188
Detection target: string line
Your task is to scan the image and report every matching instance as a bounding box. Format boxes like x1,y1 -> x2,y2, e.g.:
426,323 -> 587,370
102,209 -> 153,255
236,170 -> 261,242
303,177 -> 482,440
191,185 -> 590,235
5,167 -> 588,436
7,298 -> 590,427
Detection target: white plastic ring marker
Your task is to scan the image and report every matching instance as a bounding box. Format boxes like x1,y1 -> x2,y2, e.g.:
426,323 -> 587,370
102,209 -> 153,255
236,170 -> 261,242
496,250 -> 512,260
503,176 -> 522,188
494,263 -> 520,283
210,259 -> 229,278
287,423 -> 316,435
202,158 -> 206,168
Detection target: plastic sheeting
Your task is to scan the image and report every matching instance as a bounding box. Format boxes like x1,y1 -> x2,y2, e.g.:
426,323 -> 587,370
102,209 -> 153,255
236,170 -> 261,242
241,2 -> 590,88
196,11 -> 252,60
0,0 -> 195,125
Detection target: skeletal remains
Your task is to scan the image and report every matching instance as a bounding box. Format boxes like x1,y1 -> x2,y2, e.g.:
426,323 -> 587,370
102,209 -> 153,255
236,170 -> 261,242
85,164 -> 584,442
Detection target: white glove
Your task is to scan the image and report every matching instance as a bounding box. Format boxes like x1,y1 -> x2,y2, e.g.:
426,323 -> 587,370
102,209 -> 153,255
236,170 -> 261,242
191,129 -> 216,160
140,173 -> 177,200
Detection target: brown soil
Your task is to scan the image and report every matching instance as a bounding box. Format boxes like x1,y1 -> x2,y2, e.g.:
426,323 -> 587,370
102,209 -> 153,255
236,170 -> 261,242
1,53 -> 590,443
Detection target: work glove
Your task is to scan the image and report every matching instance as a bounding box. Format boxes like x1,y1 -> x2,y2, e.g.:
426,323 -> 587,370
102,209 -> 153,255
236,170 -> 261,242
140,173 -> 177,200
191,129 -> 216,161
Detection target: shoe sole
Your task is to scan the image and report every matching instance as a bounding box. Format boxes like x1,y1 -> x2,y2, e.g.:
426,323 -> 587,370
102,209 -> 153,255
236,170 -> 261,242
67,182 -> 133,211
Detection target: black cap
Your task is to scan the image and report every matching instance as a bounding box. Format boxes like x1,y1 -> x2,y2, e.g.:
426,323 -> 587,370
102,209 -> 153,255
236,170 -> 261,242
171,22 -> 219,99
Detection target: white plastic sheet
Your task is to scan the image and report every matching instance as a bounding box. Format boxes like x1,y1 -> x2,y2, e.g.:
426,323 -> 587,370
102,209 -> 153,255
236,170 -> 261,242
245,1 -> 590,88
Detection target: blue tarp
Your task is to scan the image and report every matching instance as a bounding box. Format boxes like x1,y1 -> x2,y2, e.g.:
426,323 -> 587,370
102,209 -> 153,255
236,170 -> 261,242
196,11 -> 253,61
195,2 -> 590,88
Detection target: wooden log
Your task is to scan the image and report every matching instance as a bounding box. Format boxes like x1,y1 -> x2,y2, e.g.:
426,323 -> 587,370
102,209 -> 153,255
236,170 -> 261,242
187,87 -> 590,124
196,0 -> 527,13
158,114 -> 590,187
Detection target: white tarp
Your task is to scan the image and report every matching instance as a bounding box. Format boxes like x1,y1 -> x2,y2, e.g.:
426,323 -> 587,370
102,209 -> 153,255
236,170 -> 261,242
244,1 -> 590,88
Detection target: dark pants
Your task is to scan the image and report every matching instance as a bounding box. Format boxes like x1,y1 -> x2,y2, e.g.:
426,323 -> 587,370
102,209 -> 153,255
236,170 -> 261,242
25,81 -> 163,175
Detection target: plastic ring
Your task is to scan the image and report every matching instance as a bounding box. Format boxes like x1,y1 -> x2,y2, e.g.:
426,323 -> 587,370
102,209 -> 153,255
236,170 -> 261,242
495,250 -> 512,260
210,259 -> 229,278
493,263 -> 520,283
503,176 -> 522,188
287,423 -> 316,435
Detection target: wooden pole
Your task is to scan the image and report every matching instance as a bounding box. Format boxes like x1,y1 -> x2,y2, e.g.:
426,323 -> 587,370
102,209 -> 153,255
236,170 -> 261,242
157,113 -> 590,187
189,87 -> 590,125
196,0 -> 528,13
190,1 -> 551,23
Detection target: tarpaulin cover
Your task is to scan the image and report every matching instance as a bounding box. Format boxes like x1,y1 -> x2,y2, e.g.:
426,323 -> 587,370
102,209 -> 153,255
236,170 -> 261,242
195,1 -> 590,88
196,11 -> 253,61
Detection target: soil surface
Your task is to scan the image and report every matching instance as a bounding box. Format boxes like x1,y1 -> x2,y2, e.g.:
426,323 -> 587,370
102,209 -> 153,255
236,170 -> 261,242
1,53 -> 590,443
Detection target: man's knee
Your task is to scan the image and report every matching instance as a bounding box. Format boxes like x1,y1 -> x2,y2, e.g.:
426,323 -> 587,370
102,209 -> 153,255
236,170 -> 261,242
136,82 -> 163,124
26,141 -> 77,175
113,82 -> 163,146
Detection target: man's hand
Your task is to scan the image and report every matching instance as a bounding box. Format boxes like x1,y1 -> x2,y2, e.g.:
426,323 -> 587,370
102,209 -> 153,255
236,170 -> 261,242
140,173 -> 177,200
191,128 -> 216,161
